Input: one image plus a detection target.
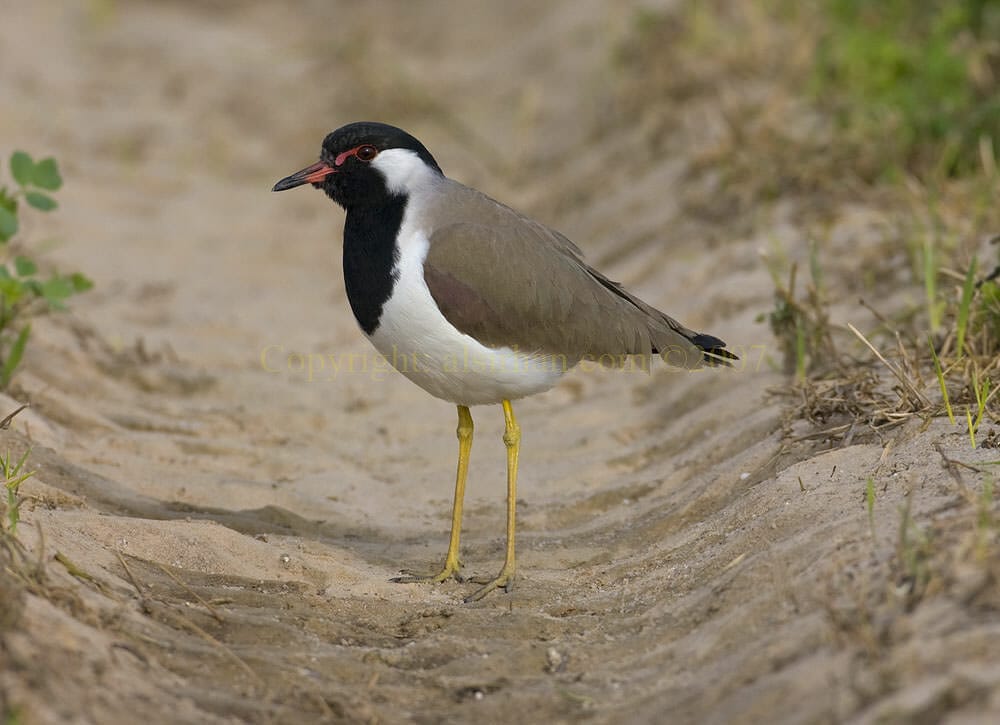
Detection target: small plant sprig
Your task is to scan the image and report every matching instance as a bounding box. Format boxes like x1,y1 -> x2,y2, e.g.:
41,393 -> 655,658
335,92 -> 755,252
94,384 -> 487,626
967,369 -> 991,448
0,404 -> 31,536
955,256 -> 978,358
1,447 -> 34,536
760,241 -> 835,379
0,151 -> 93,387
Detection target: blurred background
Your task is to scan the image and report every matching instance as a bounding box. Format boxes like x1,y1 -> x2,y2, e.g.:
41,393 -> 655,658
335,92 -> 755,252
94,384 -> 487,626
2,1 -> 997,365
1,1 -> 999,723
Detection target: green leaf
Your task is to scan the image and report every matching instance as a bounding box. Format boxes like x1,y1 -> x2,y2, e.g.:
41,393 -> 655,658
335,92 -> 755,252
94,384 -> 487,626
10,151 -> 34,187
69,272 -> 94,293
35,274 -> 91,307
0,188 -> 16,215
0,277 -> 25,306
1,324 -> 31,388
0,205 -> 17,242
24,191 -> 57,212
41,277 -> 75,309
14,256 -> 37,277
31,158 -> 62,191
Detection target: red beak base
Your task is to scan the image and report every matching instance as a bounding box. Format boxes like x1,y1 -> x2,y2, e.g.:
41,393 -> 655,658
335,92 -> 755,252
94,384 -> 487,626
272,161 -> 336,191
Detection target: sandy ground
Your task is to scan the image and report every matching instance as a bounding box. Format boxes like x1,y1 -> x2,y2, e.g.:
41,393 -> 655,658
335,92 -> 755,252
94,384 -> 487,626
1,2 -> 999,723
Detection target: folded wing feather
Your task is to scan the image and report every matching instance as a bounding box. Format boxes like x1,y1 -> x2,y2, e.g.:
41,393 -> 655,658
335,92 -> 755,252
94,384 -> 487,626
421,180 -> 727,369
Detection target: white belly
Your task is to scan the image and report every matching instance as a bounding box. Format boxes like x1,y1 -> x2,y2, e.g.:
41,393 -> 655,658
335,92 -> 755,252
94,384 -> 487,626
367,225 -> 566,406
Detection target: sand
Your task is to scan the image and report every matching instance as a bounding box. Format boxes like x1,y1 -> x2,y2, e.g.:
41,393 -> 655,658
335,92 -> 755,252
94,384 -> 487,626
1,2 -> 998,723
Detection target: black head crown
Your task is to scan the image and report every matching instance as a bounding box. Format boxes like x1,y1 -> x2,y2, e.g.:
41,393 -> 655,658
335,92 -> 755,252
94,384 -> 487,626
273,122 -> 443,209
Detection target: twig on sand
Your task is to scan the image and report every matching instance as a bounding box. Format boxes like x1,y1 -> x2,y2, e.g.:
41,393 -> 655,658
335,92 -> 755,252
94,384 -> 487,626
116,551 -> 263,686
932,441 -> 985,509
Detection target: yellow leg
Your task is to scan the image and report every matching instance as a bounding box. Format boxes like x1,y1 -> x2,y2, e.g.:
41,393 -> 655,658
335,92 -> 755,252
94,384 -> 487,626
392,405 -> 473,584
465,399 -> 520,602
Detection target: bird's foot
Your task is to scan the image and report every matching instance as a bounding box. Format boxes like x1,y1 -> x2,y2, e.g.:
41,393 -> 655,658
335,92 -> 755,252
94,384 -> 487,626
463,565 -> 515,603
390,558 -> 464,585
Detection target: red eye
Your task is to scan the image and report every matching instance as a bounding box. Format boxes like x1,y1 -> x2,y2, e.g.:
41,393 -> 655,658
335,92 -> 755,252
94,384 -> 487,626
356,145 -> 378,161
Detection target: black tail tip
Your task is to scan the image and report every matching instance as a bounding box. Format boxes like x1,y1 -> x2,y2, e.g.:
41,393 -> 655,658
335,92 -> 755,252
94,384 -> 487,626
691,333 -> 738,367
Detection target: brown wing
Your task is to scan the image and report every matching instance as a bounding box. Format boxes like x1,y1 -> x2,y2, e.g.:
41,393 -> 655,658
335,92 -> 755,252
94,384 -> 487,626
421,182 -> 717,369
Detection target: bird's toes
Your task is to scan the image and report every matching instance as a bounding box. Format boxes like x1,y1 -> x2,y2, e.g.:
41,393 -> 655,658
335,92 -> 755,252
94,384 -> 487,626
463,570 -> 516,603
390,567 -> 463,584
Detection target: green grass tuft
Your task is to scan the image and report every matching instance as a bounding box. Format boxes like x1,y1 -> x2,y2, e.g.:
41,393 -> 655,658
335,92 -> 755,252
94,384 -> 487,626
811,0 -> 1000,179
956,256 -> 978,357
928,336 -> 956,424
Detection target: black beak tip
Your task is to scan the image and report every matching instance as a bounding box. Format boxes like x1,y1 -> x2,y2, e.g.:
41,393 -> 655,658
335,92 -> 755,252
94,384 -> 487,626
272,177 -> 299,192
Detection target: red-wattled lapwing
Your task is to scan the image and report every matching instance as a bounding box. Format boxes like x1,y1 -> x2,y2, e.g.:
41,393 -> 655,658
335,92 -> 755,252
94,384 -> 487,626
273,122 -> 735,602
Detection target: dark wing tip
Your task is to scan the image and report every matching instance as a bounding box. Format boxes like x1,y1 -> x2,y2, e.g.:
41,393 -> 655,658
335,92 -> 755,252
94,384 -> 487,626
690,333 -> 738,367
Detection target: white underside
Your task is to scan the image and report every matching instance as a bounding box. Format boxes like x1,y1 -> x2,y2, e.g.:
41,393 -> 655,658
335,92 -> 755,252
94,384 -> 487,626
366,157 -> 566,405
368,228 -> 566,405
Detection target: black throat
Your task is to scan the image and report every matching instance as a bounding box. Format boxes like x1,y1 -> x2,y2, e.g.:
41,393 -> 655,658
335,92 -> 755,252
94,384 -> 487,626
342,194 -> 408,335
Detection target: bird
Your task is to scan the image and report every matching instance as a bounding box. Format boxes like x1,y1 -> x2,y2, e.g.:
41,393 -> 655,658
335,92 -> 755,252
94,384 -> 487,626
273,122 -> 735,602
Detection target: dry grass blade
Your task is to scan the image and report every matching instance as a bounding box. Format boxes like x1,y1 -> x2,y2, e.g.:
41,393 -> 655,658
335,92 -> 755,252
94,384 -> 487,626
847,323 -> 931,409
154,561 -> 224,623
0,403 -> 29,430
53,551 -> 111,596
116,551 -> 262,686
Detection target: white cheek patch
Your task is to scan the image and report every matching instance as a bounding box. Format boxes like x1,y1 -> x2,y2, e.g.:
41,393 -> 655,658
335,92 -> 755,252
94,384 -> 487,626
372,148 -> 439,195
